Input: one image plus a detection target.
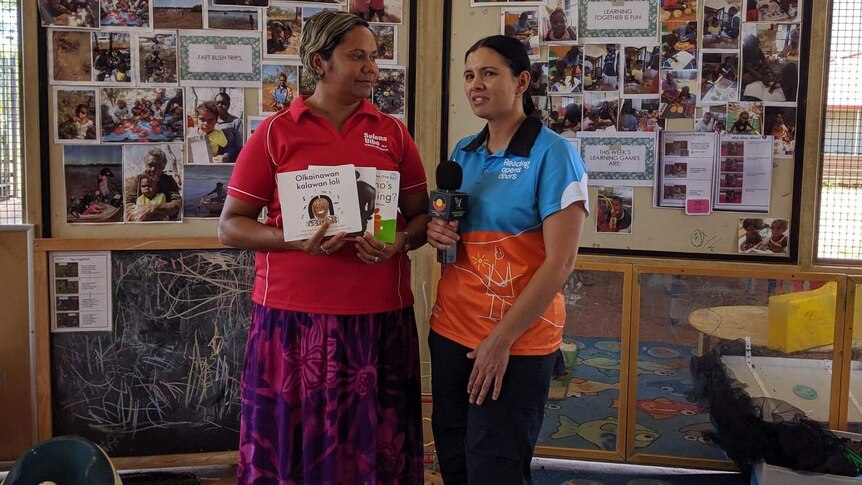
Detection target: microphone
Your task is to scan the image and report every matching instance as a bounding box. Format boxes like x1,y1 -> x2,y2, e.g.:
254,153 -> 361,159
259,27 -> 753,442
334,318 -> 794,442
428,160 -> 469,264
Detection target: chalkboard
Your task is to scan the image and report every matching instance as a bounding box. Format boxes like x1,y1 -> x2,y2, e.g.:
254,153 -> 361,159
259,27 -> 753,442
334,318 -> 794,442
50,249 -> 254,457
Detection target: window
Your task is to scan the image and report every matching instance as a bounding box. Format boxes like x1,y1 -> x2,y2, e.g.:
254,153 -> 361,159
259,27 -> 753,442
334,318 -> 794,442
817,0 -> 862,262
0,0 -> 22,224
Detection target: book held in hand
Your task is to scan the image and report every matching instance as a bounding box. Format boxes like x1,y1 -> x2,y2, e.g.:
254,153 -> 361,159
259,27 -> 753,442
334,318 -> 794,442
373,170 -> 400,243
276,165 -> 362,242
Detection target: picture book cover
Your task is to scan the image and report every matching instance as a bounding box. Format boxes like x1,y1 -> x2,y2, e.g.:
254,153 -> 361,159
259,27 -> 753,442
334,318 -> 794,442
373,170 -> 400,243
276,165 -> 361,242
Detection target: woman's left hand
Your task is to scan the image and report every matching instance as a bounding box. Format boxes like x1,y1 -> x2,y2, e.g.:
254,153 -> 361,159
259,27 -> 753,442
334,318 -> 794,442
354,232 -> 398,265
466,333 -> 512,405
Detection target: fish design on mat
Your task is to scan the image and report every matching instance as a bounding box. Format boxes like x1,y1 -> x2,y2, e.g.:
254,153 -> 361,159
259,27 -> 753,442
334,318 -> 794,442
566,378 -> 620,398
612,397 -> 706,420
551,415 -> 660,450
679,422 -> 715,444
645,378 -> 692,397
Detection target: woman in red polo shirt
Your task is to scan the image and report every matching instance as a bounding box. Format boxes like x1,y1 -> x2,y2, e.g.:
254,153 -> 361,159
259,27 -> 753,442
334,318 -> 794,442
219,10 -> 429,484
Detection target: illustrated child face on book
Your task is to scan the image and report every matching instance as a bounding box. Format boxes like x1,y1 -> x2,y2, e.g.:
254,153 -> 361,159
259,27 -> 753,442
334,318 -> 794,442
311,196 -> 331,220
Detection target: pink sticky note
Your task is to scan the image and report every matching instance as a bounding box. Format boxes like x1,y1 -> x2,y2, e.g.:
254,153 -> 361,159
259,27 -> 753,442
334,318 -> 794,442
686,199 -> 711,215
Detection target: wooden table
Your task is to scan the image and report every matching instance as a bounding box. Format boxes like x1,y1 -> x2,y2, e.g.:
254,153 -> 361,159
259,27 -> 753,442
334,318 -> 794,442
688,305 -> 770,354
687,305 -> 861,354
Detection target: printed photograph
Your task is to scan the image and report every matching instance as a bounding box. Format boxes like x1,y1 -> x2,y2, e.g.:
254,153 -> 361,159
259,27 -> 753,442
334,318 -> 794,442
663,162 -> 688,177
92,32 -> 134,84
747,0 -> 799,22
549,45 -> 581,94
737,217 -> 791,254
547,95 -> 581,137
532,95 -> 550,125
261,63 -> 300,114
152,0 -> 203,29
719,188 -> 741,204
541,3 -> 577,44
623,45 -> 660,95
64,145 -> 124,224
740,22 -> 800,102
50,29 -> 93,84
582,44 -> 620,92
619,98 -> 663,132
501,8 -> 540,59
583,91 -> 619,132
720,157 -> 743,172
764,105 -> 797,157
138,32 -> 178,85
471,0 -> 544,5
659,69 -> 697,119
56,312 -> 80,328
700,52 -> 739,102
727,101 -> 763,134
183,163 -> 233,219
660,0 -> 697,24
369,24 -> 397,64
56,279 -> 79,295
695,104 -> 728,132
207,0 -> 260,30
664,139 -> 689,157
721,141 -> 745,157
373,66 -> 406,117
246,115 -> 266,139
101,87 -> 185,143
185,87 -> 245,163
596,186 -> 633,234
298,66 -> 315,95
663,183 -> 686,201
39,0 -> 99,28
54,262 -> 79,278
702,0 -> 742,50
56,296 -> 80,312
123,144 -> 184,223
661,22 -> 697,70
348,0 -> 404,24
719,171 -> 743,188
101,0 -> 151,28
54,88 -> 98,143
212,0 -> 269,5
527,61 -> 548,97
264,4 -> 301,57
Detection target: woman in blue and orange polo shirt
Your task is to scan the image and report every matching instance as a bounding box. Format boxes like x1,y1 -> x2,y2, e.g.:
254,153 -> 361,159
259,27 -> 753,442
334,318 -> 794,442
427,35 -> 589,484
219,11 -> 429,484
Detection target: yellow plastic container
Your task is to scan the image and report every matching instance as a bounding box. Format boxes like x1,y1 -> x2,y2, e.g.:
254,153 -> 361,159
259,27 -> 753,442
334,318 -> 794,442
767,282 -> 837,353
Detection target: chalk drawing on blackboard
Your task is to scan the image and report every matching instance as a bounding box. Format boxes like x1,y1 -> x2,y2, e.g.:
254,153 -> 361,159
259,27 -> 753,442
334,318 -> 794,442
51,250 -> 254,457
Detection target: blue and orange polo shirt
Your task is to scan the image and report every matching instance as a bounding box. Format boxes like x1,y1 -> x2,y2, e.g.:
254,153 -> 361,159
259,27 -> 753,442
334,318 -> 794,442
227,96 -> 427,314
430,116 -> 589,355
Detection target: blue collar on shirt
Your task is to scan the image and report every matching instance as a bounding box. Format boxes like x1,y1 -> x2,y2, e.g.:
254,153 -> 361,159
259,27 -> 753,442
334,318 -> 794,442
461,116 -> 542,157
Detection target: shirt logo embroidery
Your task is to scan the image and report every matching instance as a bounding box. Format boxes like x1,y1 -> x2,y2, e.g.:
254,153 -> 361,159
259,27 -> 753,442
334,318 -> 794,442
499,159 -> 531,180
363,132 -> 389,151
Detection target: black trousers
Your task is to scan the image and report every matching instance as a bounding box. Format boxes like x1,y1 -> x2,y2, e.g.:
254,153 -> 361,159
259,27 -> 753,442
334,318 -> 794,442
429,330 -> 555,485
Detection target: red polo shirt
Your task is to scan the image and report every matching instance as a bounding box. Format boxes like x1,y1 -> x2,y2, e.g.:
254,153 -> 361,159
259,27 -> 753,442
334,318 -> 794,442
227,96 -> 427,314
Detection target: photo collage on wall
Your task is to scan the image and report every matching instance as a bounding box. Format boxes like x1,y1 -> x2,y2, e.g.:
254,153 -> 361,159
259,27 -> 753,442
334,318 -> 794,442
41,0 -> 407,225
484,0 -> 802,238
495,0 -> 800,147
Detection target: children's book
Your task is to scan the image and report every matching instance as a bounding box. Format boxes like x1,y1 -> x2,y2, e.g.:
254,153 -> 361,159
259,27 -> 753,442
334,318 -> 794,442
373,170 -> 400,243
309,165 -> 401,243
276,165 -> 362,242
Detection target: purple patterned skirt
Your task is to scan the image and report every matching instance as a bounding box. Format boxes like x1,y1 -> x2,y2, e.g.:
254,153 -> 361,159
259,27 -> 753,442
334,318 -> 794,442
237,304 -> 424,485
